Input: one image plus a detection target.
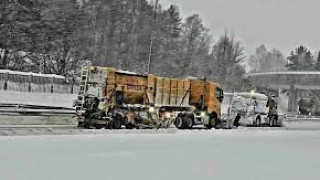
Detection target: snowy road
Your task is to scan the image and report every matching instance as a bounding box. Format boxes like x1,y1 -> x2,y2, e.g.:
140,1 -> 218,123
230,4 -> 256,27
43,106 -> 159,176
0,128 -> 320,180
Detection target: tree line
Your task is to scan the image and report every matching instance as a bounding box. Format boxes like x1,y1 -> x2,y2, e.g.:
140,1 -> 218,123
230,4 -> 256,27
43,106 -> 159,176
248,44 -> 320,73
0,0 -> 248,91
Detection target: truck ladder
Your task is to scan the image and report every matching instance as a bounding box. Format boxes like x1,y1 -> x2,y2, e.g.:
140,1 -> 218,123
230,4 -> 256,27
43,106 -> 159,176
76,64 -> 90,112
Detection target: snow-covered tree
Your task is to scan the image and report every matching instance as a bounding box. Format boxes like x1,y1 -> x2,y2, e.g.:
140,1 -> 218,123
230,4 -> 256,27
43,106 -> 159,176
212,33 -> 246,90
248,44 -> 287,73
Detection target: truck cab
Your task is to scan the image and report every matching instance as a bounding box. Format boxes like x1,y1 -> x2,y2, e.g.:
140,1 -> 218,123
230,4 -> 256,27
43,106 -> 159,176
178,80 -> 224,129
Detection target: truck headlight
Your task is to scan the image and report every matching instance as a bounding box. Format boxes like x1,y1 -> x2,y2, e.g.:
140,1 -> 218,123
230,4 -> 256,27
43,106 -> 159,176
90,66 -> 97,72
201,112 -> 206,117
149,107 -> 156,113
190,106 -> 196,112
164,112 -> 172,119
77,110 -> 86,116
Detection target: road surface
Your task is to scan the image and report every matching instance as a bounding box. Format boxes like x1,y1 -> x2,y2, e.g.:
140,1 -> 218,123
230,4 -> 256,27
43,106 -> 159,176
0,123 -> 320,180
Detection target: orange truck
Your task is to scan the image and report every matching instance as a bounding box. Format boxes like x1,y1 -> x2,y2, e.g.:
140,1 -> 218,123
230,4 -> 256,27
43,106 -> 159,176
75,65 -> 224,129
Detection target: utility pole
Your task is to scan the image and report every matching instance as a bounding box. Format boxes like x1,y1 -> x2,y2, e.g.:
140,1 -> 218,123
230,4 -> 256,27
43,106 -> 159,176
255,57 -> 258,73
276,52 -> 279,72
147,38 -> 153,74
147,0 -> 159,74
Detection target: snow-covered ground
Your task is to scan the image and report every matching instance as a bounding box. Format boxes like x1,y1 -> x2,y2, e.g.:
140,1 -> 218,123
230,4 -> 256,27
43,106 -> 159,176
0,129 -> 320,180
283,119 -> 320,130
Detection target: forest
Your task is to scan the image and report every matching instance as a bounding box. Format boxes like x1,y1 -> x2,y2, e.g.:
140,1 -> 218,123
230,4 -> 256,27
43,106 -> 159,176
1,0 -> 319,91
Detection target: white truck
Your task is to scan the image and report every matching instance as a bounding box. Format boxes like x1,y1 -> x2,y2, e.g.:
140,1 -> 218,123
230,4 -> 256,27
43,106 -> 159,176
222,92 -> 282,127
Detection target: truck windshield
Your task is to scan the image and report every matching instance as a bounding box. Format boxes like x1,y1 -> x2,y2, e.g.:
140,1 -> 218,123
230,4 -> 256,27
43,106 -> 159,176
216,87 -> 224,102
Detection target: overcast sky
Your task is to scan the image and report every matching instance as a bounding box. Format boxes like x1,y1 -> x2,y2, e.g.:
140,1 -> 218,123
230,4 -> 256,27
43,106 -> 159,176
158,0 -> 320,56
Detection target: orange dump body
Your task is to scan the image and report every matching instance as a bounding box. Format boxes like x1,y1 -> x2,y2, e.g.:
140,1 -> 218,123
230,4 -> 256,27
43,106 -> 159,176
86,66 -> 222,118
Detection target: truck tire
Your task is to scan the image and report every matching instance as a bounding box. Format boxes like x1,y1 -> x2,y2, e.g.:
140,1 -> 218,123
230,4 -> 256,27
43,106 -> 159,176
205,116 -> 217,129
253,116 -> 261,127
269,117 -> 274,127
113,118 -> 122,129
175,116 -> 186,129
112,114 -> 123,129
83,118 -> 94,129
184,116 -> 193,129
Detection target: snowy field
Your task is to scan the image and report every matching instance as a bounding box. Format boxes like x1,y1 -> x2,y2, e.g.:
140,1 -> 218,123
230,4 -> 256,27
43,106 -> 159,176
0,128 -> 320,180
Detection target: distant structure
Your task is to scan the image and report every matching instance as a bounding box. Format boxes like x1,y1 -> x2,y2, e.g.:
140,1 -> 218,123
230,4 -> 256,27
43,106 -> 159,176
0,70 -> 77,94
246,71 -> 320,114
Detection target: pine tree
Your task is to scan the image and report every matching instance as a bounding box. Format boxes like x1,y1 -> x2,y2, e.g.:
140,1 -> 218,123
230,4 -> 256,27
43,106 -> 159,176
315,51 -> 320,71
287,46 -> 313,71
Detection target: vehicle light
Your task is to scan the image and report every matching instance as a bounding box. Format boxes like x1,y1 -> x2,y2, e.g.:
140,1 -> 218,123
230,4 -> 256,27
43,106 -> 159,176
77,110 -> 86,116
149,107 -> 156,113
250,90 -> 255,95
201,112 -> 206,117
164,112 -> 172,119
90,66 -> 97,72
190,106 -> 196,112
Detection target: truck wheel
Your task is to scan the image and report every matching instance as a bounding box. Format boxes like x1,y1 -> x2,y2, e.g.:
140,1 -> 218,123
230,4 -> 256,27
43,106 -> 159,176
253,117 -> 261,127
113,118 -> 122,129
269,117 -> 274,127
175,116 -> 185,129
113,114 -> 123,129
83,118 -> 92,129
205,116 -> 217,129
184,116 -> 193,129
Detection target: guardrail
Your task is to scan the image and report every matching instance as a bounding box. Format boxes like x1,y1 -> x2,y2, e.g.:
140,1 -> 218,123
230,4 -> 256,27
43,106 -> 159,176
285,115 -> 320,122
0,103 -> 75,115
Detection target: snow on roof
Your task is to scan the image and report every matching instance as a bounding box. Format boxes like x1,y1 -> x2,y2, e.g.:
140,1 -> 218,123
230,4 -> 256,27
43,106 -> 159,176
0,70 -> 65,79
247,71 -> 320,77
224,92 -> 268,99
185,76 -> 204,80
116,69 -> 147,76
